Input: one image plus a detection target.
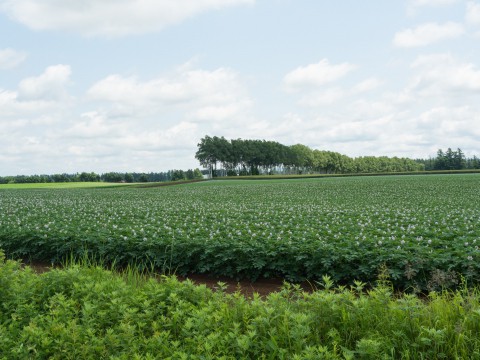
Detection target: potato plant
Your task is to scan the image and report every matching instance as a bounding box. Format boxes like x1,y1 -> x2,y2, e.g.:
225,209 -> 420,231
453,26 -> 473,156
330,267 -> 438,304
1,174 -> 479,290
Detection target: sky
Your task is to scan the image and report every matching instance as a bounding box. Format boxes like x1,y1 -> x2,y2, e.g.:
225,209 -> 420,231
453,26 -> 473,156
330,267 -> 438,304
1,0 -> 480,175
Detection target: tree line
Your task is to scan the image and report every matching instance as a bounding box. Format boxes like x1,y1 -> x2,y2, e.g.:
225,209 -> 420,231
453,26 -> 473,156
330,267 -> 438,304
195,135 -> 425,176
416,148 -> 480,171
0,169 -> 204,184
3,142 -> 477,185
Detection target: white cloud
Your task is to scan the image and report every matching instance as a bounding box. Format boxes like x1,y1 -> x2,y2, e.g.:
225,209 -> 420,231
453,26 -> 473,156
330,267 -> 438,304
0,95 -> 60,117
321,119 -> 386,144
267,56 -> 480,157
284,59 -> 356,90
251,112 -> 395,156
0,48 -> 26,69
246,113 -> 325,145
87,63 -> 251,121
410,0 -> 459,7
393,22 -> 464,47
466,1 -> 480,26
87,74 -> 190,105
18,65 -> 72,101
297,88 -> 345,106
0,0 -> 254,37
352,78 -> 383,93
0,89 -> 17,109
110,121 -> 198,151
0,65 -> 70,118
349,100 -> 394,119
0,59 -> 260,175
410,53 -> 480,95
415,106 -> 480,142
64,112 -> 123,139
263,103 -> 478,159
0,65 -> 81,174
192,102 -> 251,121
287,76 -> 382,108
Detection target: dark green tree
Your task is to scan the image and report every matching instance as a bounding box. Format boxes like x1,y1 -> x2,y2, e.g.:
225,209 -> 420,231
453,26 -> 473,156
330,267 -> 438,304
124,173 -> 134,183
138,174 -> 149,182
171,170 -> 186,181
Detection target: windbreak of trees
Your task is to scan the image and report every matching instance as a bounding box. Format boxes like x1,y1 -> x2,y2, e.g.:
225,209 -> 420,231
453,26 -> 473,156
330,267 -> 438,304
195,135 -> 425,176
416,148 -> 480,171
0,169 -> 204,185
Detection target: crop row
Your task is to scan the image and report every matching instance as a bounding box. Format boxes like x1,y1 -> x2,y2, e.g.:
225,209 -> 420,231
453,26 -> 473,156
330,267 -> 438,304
1,175 -> 479,290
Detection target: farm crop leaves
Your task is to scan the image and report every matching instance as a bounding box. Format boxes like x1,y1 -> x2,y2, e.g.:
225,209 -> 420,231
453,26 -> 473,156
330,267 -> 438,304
0,174 -> 479,290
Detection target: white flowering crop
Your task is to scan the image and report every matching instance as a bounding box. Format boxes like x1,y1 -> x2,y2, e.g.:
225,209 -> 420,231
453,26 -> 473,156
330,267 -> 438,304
0,174 -> 479,289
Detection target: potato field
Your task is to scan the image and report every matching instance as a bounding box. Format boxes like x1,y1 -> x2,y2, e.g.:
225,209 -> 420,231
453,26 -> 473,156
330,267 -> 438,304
1,174 -> 479,291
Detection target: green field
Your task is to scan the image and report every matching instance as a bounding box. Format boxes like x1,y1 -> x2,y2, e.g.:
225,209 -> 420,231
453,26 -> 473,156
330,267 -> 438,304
0,182 -> 129,189
2,174 -> 480,358
1,174 -> 479,290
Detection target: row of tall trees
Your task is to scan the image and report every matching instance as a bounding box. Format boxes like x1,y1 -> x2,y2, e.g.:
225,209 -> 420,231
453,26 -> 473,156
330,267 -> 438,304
0,169 -> 204,184
416,148 -> 480,171
195,136 -> 425,176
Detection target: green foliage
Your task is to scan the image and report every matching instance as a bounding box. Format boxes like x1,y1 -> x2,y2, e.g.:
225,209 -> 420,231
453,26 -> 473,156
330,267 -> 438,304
171,169 -> 186,181
101,172 -> 125,182
1,175 -> 480,291
2,253 -> 480,358
195,135 -> 425,176
418,148 -> 480,171
193,168 -> 204,180
124,173 -> 134,183
434,148 -> 467,170
78,172 -> 101,182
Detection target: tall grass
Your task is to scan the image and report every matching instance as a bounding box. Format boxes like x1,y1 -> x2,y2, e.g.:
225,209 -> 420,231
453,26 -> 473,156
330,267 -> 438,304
2,250 -> 480,359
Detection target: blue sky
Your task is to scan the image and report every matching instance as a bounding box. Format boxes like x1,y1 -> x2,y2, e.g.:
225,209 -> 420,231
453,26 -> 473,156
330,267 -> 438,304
1,0 -> 479,175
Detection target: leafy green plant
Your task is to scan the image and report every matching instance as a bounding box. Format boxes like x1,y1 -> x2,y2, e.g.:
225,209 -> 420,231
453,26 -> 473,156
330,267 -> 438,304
1,174 -> 480,291
3,253 -> 480,358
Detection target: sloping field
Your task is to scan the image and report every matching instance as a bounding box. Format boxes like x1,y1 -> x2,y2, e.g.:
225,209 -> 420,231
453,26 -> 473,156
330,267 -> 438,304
1,174 -> 479,290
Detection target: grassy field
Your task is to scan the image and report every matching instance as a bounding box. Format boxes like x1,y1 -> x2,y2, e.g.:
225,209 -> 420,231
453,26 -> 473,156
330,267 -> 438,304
0,182 -> 130,189
1,174 -> 479,291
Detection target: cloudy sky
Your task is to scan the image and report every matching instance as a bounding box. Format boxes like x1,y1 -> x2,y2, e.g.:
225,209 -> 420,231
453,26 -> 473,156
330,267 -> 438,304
1,0 -> 479,175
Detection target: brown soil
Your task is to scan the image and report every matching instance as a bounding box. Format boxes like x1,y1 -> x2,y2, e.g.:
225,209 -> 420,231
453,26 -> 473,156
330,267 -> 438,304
25,261 -> 316,297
